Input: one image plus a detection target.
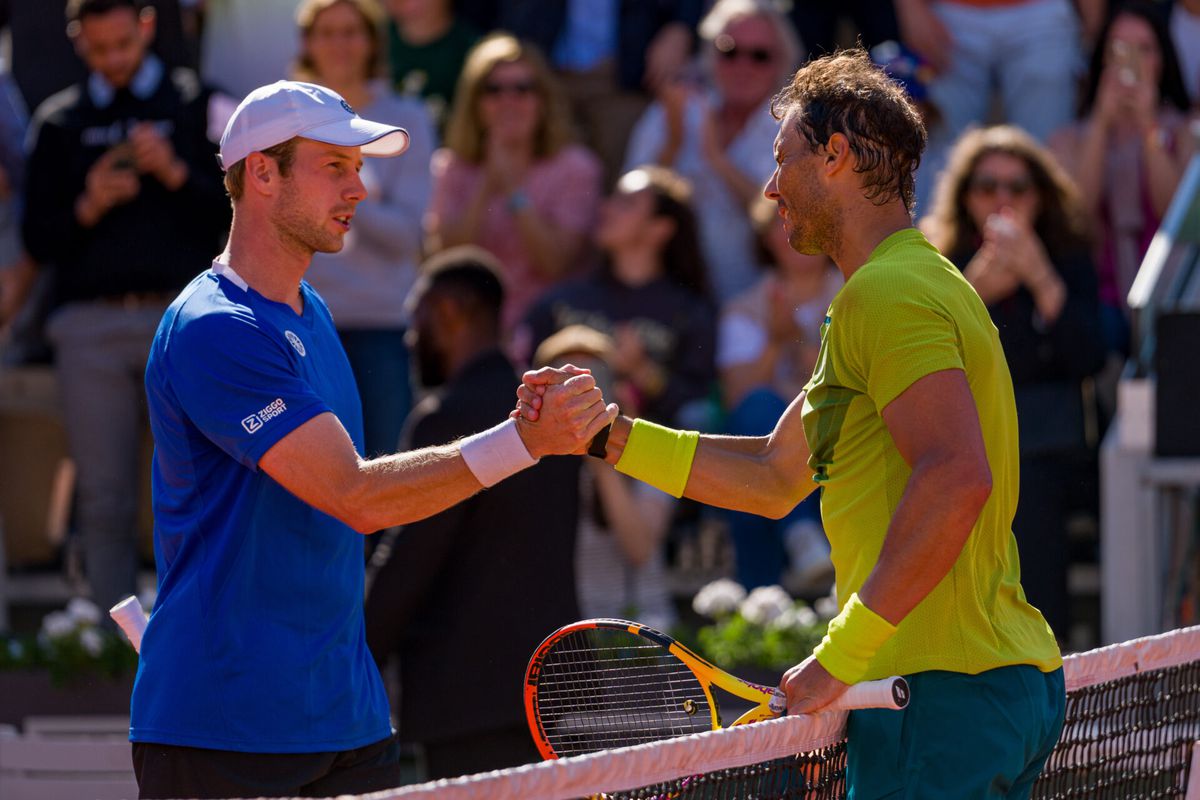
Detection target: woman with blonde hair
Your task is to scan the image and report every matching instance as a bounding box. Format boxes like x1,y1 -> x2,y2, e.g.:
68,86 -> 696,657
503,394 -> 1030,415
426,33 -> 602,334
923,124 -> 1106,638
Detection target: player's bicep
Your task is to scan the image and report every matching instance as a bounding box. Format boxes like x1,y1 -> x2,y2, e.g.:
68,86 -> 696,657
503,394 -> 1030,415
764,390 -> 816,491
880,369 -> 988,479
259,412 -> 365,526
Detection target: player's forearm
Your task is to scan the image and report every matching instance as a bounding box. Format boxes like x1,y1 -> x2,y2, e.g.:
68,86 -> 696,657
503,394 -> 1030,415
603,412 -> 816,517
857,455 -> 991,626
337,445 -> 485,531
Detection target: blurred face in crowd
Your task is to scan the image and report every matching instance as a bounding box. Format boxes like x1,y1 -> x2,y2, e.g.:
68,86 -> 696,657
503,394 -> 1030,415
595,172 -> 673,259
712,14 -> 781,110
385,0 -> 449,24
408,290 -> 447,387
1104,13 -> 1162,88
305,1 -> 375,85
269,139 -> 367,257
72,6 -> 155,89
765,112 -> 837,257
478,60 -> 542,146
963,152 -> 1040,231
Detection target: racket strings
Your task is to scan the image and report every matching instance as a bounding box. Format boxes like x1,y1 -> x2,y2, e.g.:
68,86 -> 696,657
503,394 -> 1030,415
535,629 -> 715,756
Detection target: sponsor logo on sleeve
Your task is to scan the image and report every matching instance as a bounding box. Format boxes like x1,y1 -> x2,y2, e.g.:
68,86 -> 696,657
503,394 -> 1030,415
241,397 -> 287,434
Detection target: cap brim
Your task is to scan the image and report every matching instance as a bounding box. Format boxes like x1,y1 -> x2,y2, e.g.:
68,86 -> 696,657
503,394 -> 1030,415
302,117 -> 410,157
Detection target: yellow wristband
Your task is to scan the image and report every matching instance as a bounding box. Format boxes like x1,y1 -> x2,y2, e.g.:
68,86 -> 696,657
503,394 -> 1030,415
613,419 -> 699,498
813,593 -> 898,684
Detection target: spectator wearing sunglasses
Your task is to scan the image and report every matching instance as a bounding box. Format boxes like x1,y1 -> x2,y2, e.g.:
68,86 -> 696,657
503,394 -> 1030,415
426,33 -> 601,337
922,125 -> 1106,640
623,0 -> 802,303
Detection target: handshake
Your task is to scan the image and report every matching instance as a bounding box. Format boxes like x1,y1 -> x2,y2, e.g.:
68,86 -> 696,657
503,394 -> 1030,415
509,364 -> 620,460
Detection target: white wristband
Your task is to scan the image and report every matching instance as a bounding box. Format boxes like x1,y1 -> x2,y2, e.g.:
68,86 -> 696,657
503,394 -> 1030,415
459,418 -> 539,488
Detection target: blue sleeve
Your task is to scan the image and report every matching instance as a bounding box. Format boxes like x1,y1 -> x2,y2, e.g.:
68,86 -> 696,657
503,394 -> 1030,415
165,309 -> 331,470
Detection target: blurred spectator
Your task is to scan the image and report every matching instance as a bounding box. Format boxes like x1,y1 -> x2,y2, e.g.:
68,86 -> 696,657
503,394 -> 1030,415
292,0 -> 435,459
496,0 -> 704,186
0,0 -> 196,113
716,197 -> 840,592
1049,2 -> 1195,374
870,39 -> 941,131
382,0 -> 480,133
1171,0 -> 1200,107
425,33 -> 602,335
364,246 -> 580,779
923,125 -> 1106,637
516,166 -> 715,427
785,0 -> 898,58
534,325 -> 678,631
898,0 -> 1093,213
0,71 -> 35,349
21,0 -> 229,613
623,0 -> 802,302
196,0 -> 303,98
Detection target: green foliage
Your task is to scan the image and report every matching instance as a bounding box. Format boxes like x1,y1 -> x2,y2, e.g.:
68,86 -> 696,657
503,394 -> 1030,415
693,610 -> 827,671
686,580 -> 831,671
0,600 -> 139,687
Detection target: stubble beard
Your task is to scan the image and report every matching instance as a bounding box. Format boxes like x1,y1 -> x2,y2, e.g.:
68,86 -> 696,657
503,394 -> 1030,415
272,185 -> 345,258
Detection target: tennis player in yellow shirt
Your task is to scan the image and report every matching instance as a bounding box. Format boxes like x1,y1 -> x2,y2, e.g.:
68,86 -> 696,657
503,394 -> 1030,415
519,49 -> 1065,799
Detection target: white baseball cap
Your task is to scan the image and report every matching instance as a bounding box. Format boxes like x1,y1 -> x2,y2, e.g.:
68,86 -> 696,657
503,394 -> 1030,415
218,81 -> 410,170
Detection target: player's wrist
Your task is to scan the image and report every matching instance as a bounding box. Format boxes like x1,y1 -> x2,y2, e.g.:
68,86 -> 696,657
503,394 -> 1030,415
613,418 -> 698,497
459,418 -> 539,487
813,593 -> 898,684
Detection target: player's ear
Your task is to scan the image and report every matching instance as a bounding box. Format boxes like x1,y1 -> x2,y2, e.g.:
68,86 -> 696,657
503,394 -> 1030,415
244,152 -> 276,196
823,133 -> 852,175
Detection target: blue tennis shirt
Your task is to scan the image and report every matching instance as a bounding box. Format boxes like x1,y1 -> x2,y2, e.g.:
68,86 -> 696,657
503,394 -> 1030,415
131,262 -> 391,753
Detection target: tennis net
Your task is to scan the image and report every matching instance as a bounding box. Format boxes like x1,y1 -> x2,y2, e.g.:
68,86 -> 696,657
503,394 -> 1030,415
376,626 -> 1200,800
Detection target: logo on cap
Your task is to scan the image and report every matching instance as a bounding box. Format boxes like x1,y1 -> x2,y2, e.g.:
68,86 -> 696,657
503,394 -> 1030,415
340,99 -> 355,115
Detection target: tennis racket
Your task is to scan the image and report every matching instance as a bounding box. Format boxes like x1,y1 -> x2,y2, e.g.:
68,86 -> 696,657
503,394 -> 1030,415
524,617 -> 909,759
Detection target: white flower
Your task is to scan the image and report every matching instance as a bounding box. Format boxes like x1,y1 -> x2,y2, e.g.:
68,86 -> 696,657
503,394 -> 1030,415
814,594 -> 839,621
692,579 -> 747,618
79,628 -> 105,657
66,597 -> 103,626
740,585 -> 793,626
41,611 -> 76,639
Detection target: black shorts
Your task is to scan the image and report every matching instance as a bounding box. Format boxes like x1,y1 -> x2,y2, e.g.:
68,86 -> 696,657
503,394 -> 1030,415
132,734 -> 402,799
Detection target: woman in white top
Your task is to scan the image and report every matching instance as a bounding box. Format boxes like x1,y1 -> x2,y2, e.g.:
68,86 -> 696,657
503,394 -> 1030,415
623,0 -> 802,302
293,0 -> 437,458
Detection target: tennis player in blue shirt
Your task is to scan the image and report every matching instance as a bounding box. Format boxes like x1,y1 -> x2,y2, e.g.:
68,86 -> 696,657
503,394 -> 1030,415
130,80 -> 617,799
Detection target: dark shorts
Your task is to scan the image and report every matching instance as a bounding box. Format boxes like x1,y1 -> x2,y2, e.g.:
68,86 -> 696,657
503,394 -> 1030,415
132,734 -> 402,799
846,665 -> 1066,800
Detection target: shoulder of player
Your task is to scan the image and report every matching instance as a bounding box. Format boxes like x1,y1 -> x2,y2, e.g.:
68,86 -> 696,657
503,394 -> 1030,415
165,276 -> 281,352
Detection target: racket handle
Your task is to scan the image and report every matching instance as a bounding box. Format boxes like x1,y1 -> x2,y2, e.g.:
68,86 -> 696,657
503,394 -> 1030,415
826,675 -> 910,711
109,595 -> 148,654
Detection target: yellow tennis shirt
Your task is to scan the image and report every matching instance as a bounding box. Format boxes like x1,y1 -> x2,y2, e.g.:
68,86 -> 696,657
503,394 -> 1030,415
801,228 -> 1061,679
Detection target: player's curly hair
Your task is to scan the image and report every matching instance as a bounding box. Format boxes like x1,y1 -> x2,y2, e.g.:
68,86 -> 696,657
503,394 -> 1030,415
770,49 -> 926,213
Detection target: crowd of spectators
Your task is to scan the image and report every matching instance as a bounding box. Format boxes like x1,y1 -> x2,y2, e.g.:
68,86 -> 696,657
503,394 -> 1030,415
1,0 -> 1199,781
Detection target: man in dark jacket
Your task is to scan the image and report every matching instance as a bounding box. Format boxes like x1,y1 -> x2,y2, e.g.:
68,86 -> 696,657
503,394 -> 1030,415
365,246 -> 582,780
21,0 -> 229,613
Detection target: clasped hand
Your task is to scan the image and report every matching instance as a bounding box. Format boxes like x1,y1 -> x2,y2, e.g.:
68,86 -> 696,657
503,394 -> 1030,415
512,365 -> 617,457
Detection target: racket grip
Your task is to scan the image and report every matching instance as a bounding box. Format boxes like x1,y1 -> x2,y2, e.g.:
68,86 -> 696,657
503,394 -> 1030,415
826,676 -> 910,711
109,595 -> 148,654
